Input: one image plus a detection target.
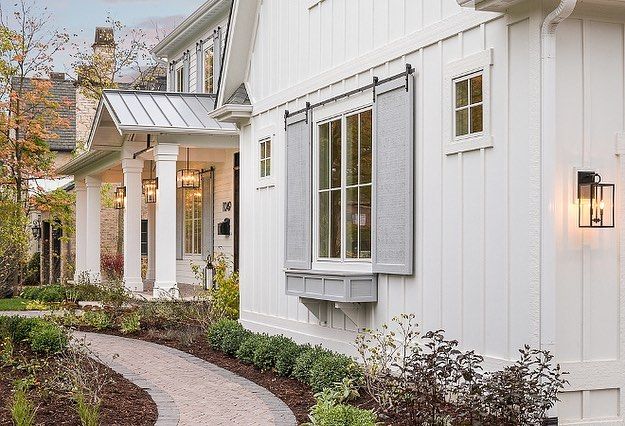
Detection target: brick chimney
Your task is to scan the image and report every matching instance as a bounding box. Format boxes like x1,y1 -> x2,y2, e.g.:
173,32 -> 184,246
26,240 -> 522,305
50,72 -> 66,81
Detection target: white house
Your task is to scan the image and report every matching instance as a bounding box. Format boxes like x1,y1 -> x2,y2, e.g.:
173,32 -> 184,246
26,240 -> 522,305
63,0 -> 625,423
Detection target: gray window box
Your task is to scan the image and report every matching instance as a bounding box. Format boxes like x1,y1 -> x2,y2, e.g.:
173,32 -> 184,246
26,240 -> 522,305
285,270 -> 377,303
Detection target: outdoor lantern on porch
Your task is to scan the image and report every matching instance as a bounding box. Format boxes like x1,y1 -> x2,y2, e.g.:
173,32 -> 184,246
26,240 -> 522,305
177,148 -> 200,189
578,171 -> 615,228
142,161 -> 158,203
31,218 -> 41,240
114,186 -> 126,210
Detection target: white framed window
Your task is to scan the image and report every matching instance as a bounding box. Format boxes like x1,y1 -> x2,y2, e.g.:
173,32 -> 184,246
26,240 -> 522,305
259,138 -> 271,178
443,48 -> 493,155
183,188 -> 202,255
203,44 -> 214,94
176,65 -> 185,92
315,108 -> 372,263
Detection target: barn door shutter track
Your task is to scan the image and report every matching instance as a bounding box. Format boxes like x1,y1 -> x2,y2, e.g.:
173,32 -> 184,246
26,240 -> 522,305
284,106 -> 312,270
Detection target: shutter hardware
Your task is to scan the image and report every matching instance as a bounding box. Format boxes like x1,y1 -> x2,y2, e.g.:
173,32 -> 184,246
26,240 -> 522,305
284,63 -> 414,128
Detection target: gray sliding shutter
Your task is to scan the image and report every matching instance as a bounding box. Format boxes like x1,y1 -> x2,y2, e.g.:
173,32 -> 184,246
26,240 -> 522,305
176,189 -> 184,260
196,41 -> 204,93
201,171 -> 214,261
213,27 -> 222,92
372,74 -> 415,275
285,110 -> 312,270
183,51 -> 190,92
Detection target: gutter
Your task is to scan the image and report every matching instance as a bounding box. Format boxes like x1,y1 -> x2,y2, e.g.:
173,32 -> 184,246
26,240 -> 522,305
540,0 -> 576,373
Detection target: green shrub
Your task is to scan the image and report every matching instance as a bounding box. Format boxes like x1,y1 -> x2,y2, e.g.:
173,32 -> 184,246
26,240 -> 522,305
28,321 -> 68,354
236,333 -> 266,364
23,252 -> 40,286
20,285 -> 65,302
252,335 -> 293,372
0,316 -> 42,344
75,389 -> 100,426
82,311 -> 112,330
306,401 -> 377,426
10,381 -> 37,426
207,319 -> 250,356
120,312 -> 141,334
308,353 -> 362,393
274,338 -> 304,377
292,345 -> 331,383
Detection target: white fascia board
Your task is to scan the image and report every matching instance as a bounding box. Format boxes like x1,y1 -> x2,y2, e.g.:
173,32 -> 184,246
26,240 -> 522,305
208,104 -> 253,124
457,0 -> 527,11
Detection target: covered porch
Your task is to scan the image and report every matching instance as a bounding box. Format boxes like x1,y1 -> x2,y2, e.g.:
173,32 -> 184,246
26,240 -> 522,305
58,90 -> 239,297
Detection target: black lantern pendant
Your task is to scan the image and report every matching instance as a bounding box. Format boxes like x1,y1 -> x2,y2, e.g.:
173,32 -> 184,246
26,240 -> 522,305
177,148 -> 200,189
578,171 -> 615,228
143,161 -> 158,204
31,218 -> 41,240
114,186 -> 126,210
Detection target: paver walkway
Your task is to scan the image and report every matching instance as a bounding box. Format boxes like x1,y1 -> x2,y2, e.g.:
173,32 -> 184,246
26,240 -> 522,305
73,331 -> 296,426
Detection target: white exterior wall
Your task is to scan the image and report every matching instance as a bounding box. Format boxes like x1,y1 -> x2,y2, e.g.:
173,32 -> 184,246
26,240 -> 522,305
554,16 -> 625,424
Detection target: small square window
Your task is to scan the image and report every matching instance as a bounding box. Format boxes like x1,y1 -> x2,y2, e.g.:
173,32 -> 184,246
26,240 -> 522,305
260,139 -> 271,178
453,71 -> 483,138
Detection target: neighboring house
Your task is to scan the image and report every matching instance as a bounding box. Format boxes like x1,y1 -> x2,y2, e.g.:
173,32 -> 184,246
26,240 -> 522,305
208,0 -> 625,424
58,0 -> 236,295
62,0 -> 625,423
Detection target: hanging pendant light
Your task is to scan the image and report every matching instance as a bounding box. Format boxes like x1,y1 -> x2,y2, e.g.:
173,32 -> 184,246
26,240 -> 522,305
142,160 -> 158,203
176,148 -> 200,189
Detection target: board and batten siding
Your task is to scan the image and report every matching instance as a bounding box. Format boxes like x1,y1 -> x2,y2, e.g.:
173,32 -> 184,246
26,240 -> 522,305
238,0 -> 625,423
240,0 -> 537,360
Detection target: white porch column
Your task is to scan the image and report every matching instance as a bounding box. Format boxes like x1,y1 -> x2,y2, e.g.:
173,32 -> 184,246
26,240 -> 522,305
122,158 -> 144,291
154,143 -> 179,297
74,179 -> 87,282
146,202 -> 156,285
84,176 -> 101,281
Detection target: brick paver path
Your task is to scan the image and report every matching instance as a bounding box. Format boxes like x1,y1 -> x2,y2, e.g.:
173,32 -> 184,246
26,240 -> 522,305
74,331 -> 296,426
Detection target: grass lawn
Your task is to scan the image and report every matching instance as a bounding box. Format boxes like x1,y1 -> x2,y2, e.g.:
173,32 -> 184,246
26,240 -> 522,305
0,297 -> 27,311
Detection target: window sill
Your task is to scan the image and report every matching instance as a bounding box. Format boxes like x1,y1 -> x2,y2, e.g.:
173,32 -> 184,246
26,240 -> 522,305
285,269 -> 377,303
256,177 -> 276,190
445,135 -> 493,155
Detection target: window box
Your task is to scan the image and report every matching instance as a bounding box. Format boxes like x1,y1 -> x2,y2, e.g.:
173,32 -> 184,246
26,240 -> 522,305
285,269 -> 377,303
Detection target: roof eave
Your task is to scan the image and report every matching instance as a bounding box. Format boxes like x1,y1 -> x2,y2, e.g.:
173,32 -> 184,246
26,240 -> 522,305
456,0 -> 525,12
117,125 -> 238,136
208,104 -> 252,125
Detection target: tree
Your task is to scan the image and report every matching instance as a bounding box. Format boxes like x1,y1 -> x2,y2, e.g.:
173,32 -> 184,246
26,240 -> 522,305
71,16 -> 160,101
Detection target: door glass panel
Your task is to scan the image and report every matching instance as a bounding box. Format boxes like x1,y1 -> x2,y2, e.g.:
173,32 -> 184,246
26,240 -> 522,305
360,110 -> 372,184
346,114 -> 358,186
330,189 -> 341,258
359,185 -> 372,258
345,187 -> 358,259
330,119 -> 341,189
319,123 -> 329,190
318,192 -> 329,257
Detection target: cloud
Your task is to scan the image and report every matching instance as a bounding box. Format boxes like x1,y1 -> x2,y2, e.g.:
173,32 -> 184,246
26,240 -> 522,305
133,14 -> 186,45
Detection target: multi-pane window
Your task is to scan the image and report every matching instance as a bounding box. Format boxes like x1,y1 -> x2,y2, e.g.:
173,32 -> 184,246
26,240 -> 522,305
176,66 -> 185,92
260,138 -> 271,178
317,109 -> 372,260
141,219 -> 148,256
184,189 -> 202,255
454,71 -> 483,137
204,45 -> 214,93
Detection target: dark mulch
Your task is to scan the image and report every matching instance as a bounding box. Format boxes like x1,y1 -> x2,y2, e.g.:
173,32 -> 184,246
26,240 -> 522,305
0,346 -> 157,426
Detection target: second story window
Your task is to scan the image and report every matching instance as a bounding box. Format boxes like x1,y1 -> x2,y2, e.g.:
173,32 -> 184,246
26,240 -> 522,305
453,71 -> 483,138
260,138 -> 271,178
176,66 -> 185,92
204,45 -> 214,93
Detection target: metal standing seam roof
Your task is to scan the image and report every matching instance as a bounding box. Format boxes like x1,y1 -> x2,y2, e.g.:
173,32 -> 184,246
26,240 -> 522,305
100,89 -> 237,134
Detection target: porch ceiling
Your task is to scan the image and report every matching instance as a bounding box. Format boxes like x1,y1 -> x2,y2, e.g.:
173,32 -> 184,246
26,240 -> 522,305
87,89 -> 238,150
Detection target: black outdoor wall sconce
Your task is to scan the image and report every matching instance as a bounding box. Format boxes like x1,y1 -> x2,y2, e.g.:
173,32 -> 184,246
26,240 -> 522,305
31,218 -> 41,240
114,186 -> 126,210
578,171 -> 615,228
218,218 -> 231,236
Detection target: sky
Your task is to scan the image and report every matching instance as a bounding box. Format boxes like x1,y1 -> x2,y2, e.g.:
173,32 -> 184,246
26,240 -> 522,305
2,0 -> 204,76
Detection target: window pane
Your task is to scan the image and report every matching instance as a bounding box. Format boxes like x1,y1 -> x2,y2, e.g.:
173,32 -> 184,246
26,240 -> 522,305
455,108 -> 468,136
318,192 -> 329,257
359,110 -> 372,184
346,114 -> 358,186
265,158 -> 271,176
470,74 -> 482,104
345,187 -> 358,259
260,159 -> 265,178
330,189 -> 341,258
359,186 -> 372,258
470,104 -> 483,133
260,141 -> 266,159
455,79 -> 468,108
319,123 -> 329,190
330,119 -> 341,189
204,47 -> 214,93
266,140 -> 271,158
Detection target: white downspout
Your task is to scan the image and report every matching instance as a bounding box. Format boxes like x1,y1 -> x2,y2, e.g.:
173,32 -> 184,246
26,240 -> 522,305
540,0 -> 576,389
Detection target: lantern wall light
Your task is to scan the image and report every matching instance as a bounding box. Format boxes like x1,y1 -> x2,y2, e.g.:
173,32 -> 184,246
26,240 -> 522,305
578,171 -> 615,228
31,218 -> 41,240
114,186 -> 126,210
143,161 -> 158,204
177,148 -> 200,189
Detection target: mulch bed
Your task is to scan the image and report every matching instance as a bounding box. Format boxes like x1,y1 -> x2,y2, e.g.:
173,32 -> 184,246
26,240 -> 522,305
0,346 -> 157,426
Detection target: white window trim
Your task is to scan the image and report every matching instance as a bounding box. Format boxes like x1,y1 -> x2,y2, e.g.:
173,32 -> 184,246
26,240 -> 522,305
443,48 -> 493,155
175,62 -> 185,93
311,93 -> 373,273
203,42 -> 215,94
256,125 -> 276,189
